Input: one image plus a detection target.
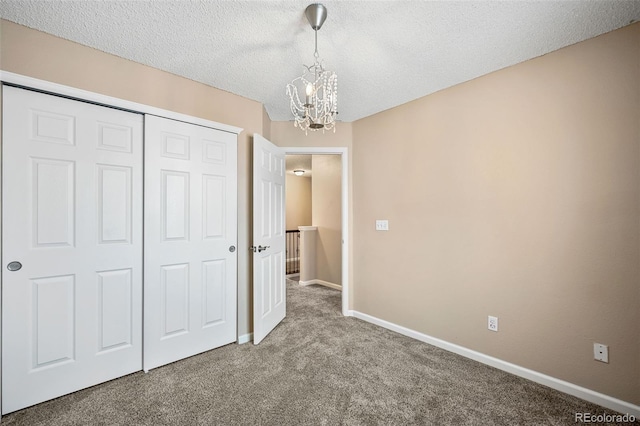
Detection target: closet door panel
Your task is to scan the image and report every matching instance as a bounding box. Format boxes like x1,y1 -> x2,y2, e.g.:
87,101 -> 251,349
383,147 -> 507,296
144,115 -> 237,371
2,86 -> 143,414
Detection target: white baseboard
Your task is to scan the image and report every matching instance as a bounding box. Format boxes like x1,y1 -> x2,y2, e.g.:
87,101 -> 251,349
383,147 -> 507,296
237,333 -> 253,344
351,310 -> 640,418
299,279 -> 342,291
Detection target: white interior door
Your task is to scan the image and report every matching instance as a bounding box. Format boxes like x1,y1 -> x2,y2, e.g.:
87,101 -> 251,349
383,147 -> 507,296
252,134 -> 286,344
144,115 -> 237,370
2,86 -> 143,414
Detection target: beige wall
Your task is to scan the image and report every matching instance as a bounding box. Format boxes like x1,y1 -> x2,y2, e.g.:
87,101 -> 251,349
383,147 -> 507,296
312,155 -> 342,286
261,106 -> 271,140
285,174 -> 312,230
0,19 -> 262,338
352,23 -> 640,405
270,122 -> 353,149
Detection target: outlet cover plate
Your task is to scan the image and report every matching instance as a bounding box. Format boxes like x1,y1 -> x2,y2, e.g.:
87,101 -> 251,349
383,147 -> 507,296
488,316 -> 498,332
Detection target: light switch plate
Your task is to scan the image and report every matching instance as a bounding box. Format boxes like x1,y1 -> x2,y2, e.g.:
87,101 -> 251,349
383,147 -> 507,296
375,220 -> 389,231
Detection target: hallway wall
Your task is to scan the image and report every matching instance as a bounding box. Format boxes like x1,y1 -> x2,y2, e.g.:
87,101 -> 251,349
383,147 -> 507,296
312,155 -> 342,286
285,173 -> 311,230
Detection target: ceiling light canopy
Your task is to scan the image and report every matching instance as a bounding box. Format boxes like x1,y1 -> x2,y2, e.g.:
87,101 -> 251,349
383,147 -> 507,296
293,169 -> 306,176
286,3 -> 338,134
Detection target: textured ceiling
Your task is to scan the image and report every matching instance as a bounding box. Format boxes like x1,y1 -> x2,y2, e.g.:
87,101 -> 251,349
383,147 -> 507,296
1,1 -> 639,122
286,155 -> 312,176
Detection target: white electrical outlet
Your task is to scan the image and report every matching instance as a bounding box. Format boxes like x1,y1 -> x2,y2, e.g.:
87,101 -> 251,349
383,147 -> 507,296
594,343 -> 609,363
488,316 -> 498,332
375,220 -> 389,231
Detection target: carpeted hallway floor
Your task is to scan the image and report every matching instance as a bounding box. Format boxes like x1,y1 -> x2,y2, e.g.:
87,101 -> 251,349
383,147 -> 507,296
2,280 -> 633,425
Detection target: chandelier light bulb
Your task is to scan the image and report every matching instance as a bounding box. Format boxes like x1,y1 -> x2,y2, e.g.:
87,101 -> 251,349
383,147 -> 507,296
305,82 -> 313,107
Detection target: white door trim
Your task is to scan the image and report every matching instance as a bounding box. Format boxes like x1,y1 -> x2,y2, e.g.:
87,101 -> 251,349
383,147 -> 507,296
0,71 -> 243,135
281,147 -> 350,317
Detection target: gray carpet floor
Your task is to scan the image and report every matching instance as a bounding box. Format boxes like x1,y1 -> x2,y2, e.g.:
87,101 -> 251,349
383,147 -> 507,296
2,280 -> 635,425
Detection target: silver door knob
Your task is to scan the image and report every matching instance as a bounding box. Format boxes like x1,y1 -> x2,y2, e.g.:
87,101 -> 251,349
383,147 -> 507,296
7,261 -> 22,271
229,245 -> 236,253
257,245 -> 270,253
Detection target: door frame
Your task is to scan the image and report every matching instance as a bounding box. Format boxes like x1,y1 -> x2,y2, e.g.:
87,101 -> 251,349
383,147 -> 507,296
282,147 -> 349,316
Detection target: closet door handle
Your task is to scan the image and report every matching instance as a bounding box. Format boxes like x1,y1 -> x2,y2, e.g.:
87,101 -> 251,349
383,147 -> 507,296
7,261 -> 22,271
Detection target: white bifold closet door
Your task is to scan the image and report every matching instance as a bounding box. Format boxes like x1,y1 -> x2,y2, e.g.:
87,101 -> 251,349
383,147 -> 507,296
2,86 -> 143,414
143,115 -> 237,371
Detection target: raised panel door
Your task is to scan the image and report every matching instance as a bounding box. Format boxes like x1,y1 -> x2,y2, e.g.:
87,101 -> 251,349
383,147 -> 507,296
144,115 -> 237,371
2,86 -> 143,414
252,134 -> 286,345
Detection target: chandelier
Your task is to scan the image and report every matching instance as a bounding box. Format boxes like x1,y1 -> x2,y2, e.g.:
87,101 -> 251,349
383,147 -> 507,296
286,3 -> 338,134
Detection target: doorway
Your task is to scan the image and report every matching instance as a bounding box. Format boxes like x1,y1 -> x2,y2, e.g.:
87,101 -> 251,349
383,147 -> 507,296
282,147 -> 349,316
285,154 -> 341,287
284,155 -> 311,280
